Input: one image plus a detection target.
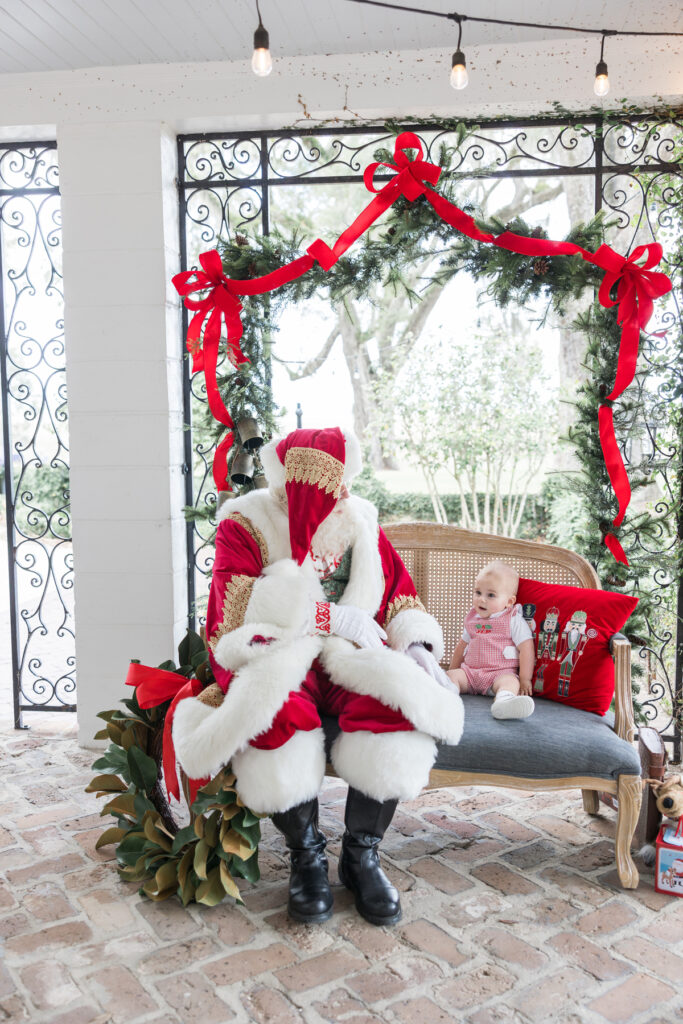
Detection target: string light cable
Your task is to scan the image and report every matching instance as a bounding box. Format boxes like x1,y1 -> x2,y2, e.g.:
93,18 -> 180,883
345,1 -> 682,93
252,0 -> 272,77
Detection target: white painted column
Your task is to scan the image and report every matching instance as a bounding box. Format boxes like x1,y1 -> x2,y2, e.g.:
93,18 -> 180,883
58,121 -> 187,747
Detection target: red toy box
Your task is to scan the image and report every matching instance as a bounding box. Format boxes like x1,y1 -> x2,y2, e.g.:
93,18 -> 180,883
654,820 -> 683,897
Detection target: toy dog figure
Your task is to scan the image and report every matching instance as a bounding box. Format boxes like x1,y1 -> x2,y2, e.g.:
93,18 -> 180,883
640,774 -> 683,867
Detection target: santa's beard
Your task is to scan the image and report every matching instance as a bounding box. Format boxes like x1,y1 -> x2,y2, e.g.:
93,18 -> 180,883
309,498 -> 357,559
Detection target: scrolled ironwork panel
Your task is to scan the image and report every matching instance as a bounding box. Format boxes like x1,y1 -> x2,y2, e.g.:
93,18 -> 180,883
603,118 -> 683,168
0,142 -> 74,725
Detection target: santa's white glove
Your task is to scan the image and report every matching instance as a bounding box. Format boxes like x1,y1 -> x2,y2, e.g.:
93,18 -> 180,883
309,600 -> 387,650
406,642 -> 459,692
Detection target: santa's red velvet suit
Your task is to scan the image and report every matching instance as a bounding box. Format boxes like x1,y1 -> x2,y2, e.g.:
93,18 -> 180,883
172,429 -> 464,817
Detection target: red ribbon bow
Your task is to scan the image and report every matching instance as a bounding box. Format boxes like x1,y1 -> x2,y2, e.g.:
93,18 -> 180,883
591,243 -> 671,401
173,250 -> 250,491
125,662 -> 206,803
307,132 -> 441,271
588,243 -> 671,564
363,131 -> 441,201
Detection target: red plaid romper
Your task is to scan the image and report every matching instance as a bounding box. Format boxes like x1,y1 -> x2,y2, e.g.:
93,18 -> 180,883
461,605 -> 521,695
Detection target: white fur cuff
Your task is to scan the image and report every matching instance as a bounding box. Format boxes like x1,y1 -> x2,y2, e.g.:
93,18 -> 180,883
231,729 -> 326,814
386,607 -> 445,664
331,729 -> 437,802
213,623 -> 290,671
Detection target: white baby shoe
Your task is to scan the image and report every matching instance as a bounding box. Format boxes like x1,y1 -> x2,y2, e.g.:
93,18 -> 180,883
491,690 -> 535,720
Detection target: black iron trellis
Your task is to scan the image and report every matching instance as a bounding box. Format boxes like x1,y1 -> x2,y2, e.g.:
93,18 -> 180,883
1,142 -> 75,728
177,115 -> 682,755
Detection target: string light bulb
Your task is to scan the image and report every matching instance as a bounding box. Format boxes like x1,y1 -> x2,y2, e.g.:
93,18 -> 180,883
252,0 -> 272,77
450,17 -> 468,90
593,33 -> 610,96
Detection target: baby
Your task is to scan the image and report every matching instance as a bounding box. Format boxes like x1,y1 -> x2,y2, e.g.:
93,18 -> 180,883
447,560 -> 535,720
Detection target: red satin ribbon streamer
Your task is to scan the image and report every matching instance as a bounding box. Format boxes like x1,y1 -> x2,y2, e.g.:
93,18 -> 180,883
125,662 -> 204,803
485,234 -> 671,563
174,134 -> 672,561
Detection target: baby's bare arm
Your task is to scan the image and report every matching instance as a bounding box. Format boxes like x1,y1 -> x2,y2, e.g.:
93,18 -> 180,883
450,639 -> 467,670
518,638 -> 535,696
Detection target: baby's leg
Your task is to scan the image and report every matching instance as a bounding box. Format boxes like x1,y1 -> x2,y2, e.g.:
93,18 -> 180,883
491,673 -> 520,697
446,668 -> 470,693
490,673 -> 534,720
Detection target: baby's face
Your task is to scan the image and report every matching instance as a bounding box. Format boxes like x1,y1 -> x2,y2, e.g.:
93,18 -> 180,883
472,572 -> 515,618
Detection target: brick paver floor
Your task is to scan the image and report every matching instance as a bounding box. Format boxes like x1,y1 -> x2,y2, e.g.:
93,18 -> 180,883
1,714 -> 681,1024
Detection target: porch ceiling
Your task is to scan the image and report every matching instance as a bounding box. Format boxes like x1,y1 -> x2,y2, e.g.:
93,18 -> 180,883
0,0 -> 680,75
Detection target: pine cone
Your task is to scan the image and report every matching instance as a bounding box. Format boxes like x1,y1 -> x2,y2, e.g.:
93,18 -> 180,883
533,257 -> 551,276
235,233 -> 248,247
530,226 -> 544,238
248,262 -> 257,275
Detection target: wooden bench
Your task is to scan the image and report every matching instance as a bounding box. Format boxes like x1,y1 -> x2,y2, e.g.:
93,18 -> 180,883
336,522 -> 642,889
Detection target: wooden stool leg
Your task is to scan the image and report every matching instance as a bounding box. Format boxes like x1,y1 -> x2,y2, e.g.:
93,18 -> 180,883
615,775 -> 642,889
582,789 -> 600,815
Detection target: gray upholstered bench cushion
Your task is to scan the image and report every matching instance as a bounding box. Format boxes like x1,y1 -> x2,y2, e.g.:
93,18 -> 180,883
322,695 -> 640,784
433,696 -> 640,782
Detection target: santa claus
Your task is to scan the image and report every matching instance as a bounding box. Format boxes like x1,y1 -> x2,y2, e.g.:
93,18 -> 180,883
173,426 -> 463,926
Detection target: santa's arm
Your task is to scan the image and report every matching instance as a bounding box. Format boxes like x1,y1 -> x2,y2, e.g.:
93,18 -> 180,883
377,529 -> 444,663
207,518 -> 315,685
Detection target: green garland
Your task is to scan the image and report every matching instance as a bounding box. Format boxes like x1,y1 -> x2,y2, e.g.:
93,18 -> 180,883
86,632 -> 261,907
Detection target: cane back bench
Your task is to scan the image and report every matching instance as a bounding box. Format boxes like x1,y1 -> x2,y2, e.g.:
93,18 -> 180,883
323,523 -> 642,889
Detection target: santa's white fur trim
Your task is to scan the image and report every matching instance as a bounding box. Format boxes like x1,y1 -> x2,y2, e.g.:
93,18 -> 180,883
172,635 -> 322,780
217,488 -> 291,563
213,623 -> 292,671
232,728 -> 326,814
341,429 -> 362,481
244,558 -> 322,631
259,439 -> 286,491
331,729 -> 437,802
386,608 -> 445,664
320,637 -> 463,745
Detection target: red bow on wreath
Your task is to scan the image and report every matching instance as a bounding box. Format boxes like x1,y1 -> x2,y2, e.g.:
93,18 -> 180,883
591,243 -> 671,401
588,243 -> 671,563
173,251 -> 246,491
125,662 -> 208,804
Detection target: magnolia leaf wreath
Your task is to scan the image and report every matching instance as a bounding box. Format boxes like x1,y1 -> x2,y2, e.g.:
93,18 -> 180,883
86,632 -> 262,907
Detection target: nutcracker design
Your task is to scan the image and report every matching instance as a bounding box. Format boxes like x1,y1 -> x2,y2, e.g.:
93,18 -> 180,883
556,610 -> 597,696
521,603 -> 536,638
535,606 -> 560,693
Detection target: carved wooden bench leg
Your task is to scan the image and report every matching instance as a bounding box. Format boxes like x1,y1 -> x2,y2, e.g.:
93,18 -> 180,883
615,774 -> 642,889
582,789 -> 600,815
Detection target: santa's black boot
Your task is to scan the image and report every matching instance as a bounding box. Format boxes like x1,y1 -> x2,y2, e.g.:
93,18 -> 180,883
338,787 -> 401,926
271,799 -> 333,923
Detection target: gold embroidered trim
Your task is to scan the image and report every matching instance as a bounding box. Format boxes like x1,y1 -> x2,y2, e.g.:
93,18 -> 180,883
383,593 -> 426,628
223,511 -> 269,565
208,574 -> 255,653
284,447 -> 344,498
197,683 -> 225,708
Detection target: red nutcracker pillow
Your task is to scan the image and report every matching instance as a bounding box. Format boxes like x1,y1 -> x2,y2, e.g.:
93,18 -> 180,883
516,578 -> 638,716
